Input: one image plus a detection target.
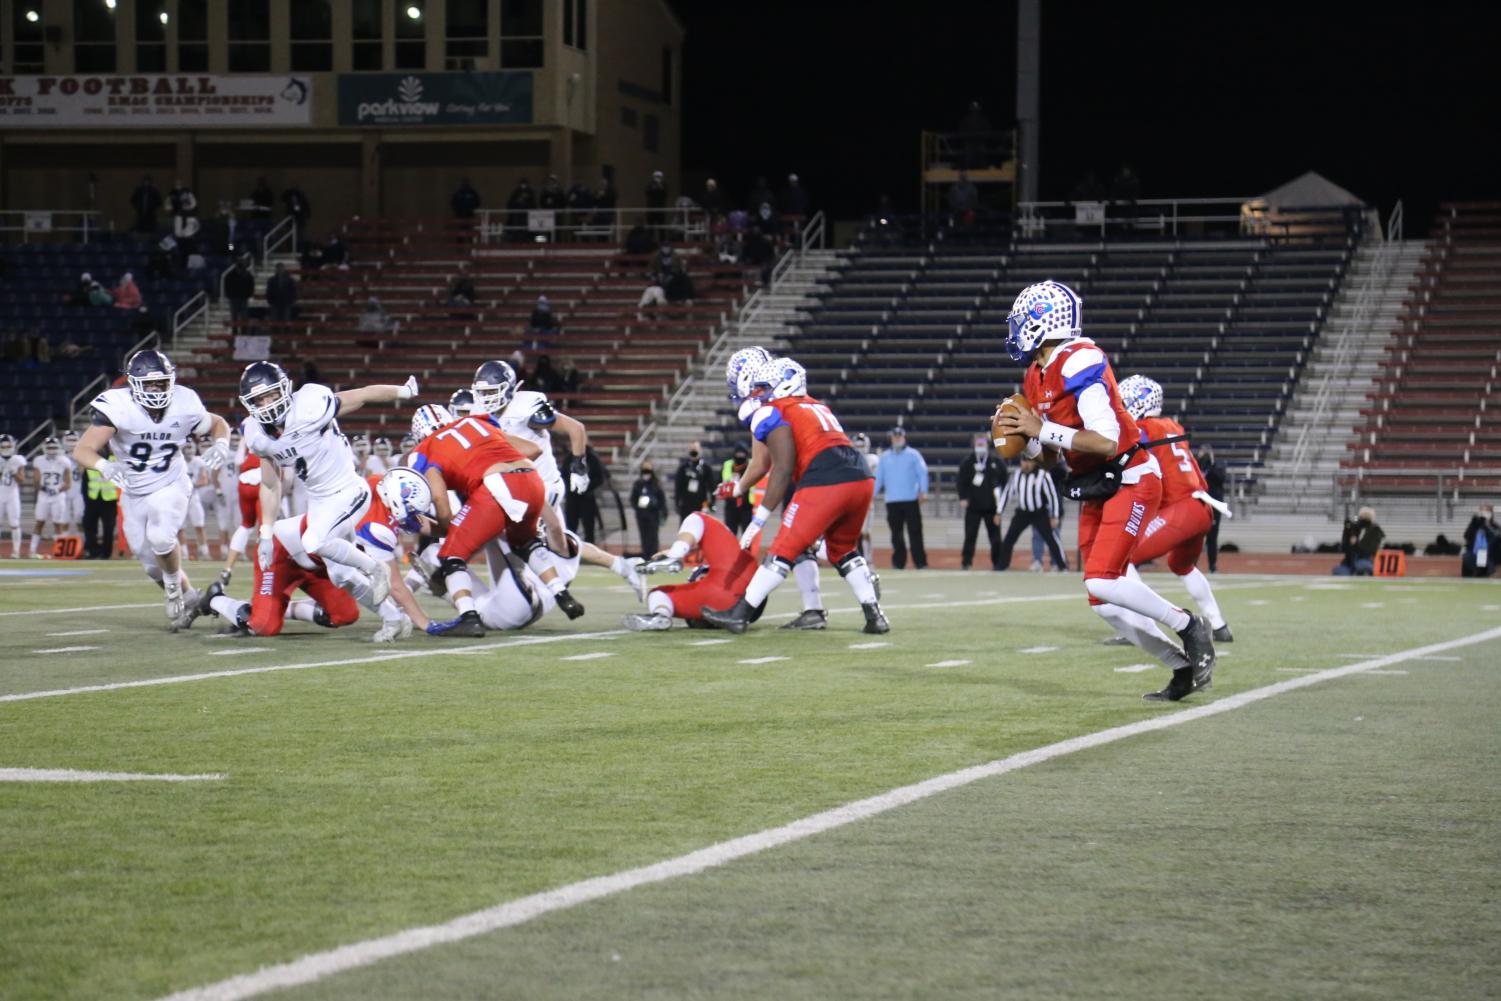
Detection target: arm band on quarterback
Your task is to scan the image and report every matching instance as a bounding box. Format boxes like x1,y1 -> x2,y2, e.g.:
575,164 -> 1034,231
1038,421 -> 1077,451
1022,438 -> 1043,459
667,539 -> 692,560
749,504 -> 772,528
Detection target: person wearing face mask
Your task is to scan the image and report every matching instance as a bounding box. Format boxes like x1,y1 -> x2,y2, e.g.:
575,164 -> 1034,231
674,441 -> 714,519
1197,444 -> 1228,572
631,461 -> 667,558
957,434 -> 1008,570
720,446 -> 756,537
873,427 -> 928,569
1461,503 -> 1497,578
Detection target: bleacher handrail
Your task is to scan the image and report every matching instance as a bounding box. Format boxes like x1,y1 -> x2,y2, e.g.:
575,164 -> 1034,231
171,290 -> 208,351
1286,201 -> 1405,483
1017,196 -> 1257,239
801,211 -> 826,253
474,205 -> 709,247
14,420 -> 58,455
67,373 -> 109,431
262,215 -> 298,260
0,209 -> 108,243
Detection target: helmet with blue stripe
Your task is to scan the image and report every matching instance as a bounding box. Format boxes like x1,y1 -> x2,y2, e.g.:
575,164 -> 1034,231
1005,280 -> 1082,363
376,466 -> 435,533
1117,374 -> 1163,420
410,403 -> 454,442
749,357 -> 807,401
725,346 -> 773,401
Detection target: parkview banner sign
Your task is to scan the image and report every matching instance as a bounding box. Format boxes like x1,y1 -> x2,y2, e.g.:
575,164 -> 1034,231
0,74 -> 312,127
337,72 -> 532,126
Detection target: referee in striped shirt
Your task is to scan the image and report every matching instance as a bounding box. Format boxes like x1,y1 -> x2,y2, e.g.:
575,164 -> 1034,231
996,456 -> 1069,571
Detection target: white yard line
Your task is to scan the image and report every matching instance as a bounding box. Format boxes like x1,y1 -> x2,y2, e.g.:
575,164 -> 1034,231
925,659 -> 971,668
1277,667 -> 1410,676
1018,646 -> 1058,654
208,648 -> 274,657
0,631 -> 629,705
45,629 -> 110,637
156,623 -> 1501,1001
0,602 -> 159,618
0,768 -> 224,783
1112,663 -> 1158,673
33,646 -> 100,654
738,656 -> 788,665
560,652 -> 614,662
848,642 -> 890,650
686,639 -> 733,646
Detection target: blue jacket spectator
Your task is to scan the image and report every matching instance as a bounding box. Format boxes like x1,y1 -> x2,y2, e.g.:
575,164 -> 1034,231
874,434 -> 928,502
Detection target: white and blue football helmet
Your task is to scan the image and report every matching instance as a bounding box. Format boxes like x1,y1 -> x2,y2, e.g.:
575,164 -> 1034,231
1005,280 -> 1083,363
1117,374 -> 1164,420
725,346 -> 773,401
410,403 -> 455,442
749,357 -> 807,401
377,466 -> 436,533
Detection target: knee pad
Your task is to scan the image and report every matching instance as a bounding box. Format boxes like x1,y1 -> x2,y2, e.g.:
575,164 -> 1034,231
794,549 -> 818,567
435,556 -> 469,583
764,554 -> 793,578
835,551 -> 867,577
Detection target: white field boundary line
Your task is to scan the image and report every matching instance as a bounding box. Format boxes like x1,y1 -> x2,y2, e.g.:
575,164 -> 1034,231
0,768 -> 224,783
0,601 -> 159,618
156,624 -> 1501,1001
0,579 -> 1320,705
0,631 -> 629,705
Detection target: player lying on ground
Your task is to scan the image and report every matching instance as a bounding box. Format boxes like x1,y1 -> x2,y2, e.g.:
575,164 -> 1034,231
702,357 -> 889,635
991,280 -> 1215,702
73,349 -> 232,625
624,512 -> 765,631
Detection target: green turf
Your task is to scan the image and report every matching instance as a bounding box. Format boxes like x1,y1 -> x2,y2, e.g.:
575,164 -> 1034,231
0,560 -> 1497,1000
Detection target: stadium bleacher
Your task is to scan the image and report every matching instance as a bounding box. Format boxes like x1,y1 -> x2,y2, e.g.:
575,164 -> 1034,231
1343,201 -> 1501,501
700,228 -> 1352,487
0,239 -> 224,438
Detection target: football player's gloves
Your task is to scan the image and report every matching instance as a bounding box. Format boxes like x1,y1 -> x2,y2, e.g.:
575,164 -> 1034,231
715,480 -> 739,500
740,505 -> 771,549
569,457 -> 590,494
1005,280 -> 1082,363
256,532 -> 274,571
397,375 -> 419,400
203,438 -> 231,471
95,459 -> 128,487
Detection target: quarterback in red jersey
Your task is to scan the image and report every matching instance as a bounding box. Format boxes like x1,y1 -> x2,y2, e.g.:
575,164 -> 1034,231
702,357 -> 888,634
406,404 -> 580,637
992,280 -> 1215,701
1117,374 -> 1233,641
622,512 -> 764,629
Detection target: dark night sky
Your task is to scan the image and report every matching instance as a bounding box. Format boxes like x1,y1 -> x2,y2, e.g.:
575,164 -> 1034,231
673,2 -> 1500,234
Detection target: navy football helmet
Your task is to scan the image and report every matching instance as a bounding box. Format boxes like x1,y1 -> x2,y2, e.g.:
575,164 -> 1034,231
239,361 -> 294,424
125,348 -> 177,410
449,388 -> 476,414
471,360 -> 518,415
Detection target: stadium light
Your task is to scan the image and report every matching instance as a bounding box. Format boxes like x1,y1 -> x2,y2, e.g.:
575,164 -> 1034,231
406,4 -> 423,20
159,10 -> 169,23
24,8 -> 39,22
105,0 -> 117,10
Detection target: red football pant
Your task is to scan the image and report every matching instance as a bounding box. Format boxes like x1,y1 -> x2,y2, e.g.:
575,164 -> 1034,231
769,479 -> 874,563
238,481 -> 260,529
656,516 -> 757,621
1077,474 -> 1162,606
248,542 -> 360,637
1131,498 -> 1212,575
438,469 -> 544,562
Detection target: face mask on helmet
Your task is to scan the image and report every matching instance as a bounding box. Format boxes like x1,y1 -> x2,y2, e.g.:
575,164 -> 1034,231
377,466 -> 435,533
373,438 -> 393,457
127,350 -> 177,410
43,438 -> 61,456
1117,374 -> 1163,421
471,361 -> 517,414
0,436 -> 15,458
410,404 -> 455,442
239,362 -> 294,424
1005,280 -> 1082,363
725,346 -> 773,401
352,435 -> 370,456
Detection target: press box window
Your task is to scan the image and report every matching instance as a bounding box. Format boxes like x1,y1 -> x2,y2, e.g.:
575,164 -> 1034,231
73,0 -> 117,74
178,0 -> 209,72
290,0 -> 333,72
563,0 -> 587,51
135,2 -> 167,73
395,0 -> 426,70
352,0 -> 382,70
446,0 -> 488,69
501,0 -> 543,68
227,0 -> 271,73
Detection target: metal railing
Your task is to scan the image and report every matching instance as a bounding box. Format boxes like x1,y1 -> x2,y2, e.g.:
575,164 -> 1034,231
800,210 -> 826,253
170,291 -> 209,351
66,374 -> 110,431
1017,196 -> 1256,239
1285,201 -> 1405,484
262,215 -> 298,260
1331,465 -> 1495,522
475,205 -> 710,246
0,209 -> 108,243
14,419 -> 58,455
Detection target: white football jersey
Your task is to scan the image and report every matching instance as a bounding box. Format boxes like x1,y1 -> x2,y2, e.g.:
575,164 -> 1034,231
498,390 -> 561,490
90,385 -> 210,495
362,454 -> 391,477
33,454 -> 72,494
242,383 -> 362,500
0,454 -> 26,491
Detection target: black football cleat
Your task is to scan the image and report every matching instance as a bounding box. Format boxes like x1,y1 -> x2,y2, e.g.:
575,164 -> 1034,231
1212,623 -> 1234,643
1143,666 -> 1196,702
702,598 -> 754,635
426,610 -> 486,637
1176,613 -> 1216,676
861,602 -> 891,635
780,609 -> 828,630
554,588 -> 586,620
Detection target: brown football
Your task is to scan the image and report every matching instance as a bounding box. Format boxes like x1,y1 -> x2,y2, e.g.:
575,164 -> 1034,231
990,392 -> 1031,459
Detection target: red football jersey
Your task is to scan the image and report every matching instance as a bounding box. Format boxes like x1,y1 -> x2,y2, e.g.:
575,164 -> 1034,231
239,452 -> 260,474
412,415 -> 527,499
1023,338 -> 1145,475
747,395 -> 868,486
1138,415 -> 1206,506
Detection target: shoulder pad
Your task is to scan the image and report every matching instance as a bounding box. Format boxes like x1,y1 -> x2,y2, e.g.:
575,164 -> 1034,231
528,400 -> 557,427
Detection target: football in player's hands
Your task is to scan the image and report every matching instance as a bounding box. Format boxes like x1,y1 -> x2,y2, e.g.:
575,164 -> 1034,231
991,393 -> 1032,459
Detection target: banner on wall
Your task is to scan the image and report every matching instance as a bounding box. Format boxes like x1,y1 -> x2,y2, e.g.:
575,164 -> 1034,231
337,72 -> 533,126
0,75 -> 312,127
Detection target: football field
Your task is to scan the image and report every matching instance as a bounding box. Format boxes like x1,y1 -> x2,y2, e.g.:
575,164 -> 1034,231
2,560 -> 1498,1000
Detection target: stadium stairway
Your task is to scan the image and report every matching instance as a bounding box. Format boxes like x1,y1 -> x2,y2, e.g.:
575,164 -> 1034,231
1250,236 -> 1430,515
625,247 -> 848,470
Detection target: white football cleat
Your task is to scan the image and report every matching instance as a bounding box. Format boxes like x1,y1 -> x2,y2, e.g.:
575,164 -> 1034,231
372,615 -> 413,643
623,612 -> 672,631
640,556 -> 684,576
164,577 -> 185,625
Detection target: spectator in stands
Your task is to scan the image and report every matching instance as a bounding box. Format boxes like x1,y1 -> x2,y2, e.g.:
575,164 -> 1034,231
717,227 -> 744,265
566,180 -> 595,231
1109,164 -> 1141,219
540,174 -> 566,210
630,462 -> 667,557
645,169 -> 669,231
701,178 -> 725,220
528,294 -> 559,335
1462,503 -> 1498,578
111,273 -> 142,310
130,175 -> 163,234
1069,171 -> 1107,204
557,358 -> 581,409
747,176 -> 776,215
168,179 -> 197,216
957,434 -> 1007,570
947,170 -> 980,225
674,441 -> 714,518
282,184 -> 311,239
624,223 -> 656,257
721,445 -> 754,536
451,177 -> 482,220
530,355 -> 561,393
265,263 -> 298,323
506,178 -> 537,239
250,177 -> 275,219
323,235 -> 348,269
742,226 -> 774,280
224,258 -> 255,324
592,176 -> 618,226
86,278 -> 113,307
781,173 -> 809,218
146,238 -> 176,281
448,262 -> 477,306
874,427 -> 929,569
958,100 -> 992,168
637,269 -> 669,320
356,296 -> 395,335
1333,507 -> 1384,576
1198,444 -> 1227,572
68,272 -> 96,307
173,212 -> 202,263
755,202 -> 783,241
665,260 -> 696,304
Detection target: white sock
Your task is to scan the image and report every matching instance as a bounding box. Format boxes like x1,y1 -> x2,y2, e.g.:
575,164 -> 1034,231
210,595 -> 245,620
30,533 -> 40,554
838,554 -> 879,605
314,536 -> 377,575
610,555 -> 632,579
794,558 -> 823,612
230,525 -> 253,554
289,600 -> 319,623
454,593 -> 477,614
1094,604 -> 1189,670
1181,568 -> 1225,628
11,528 -> 21,555
377,597 -> 404,623
1085,575 -> 1191,632
647,590 -> 674,618
743,563 -> 787,607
